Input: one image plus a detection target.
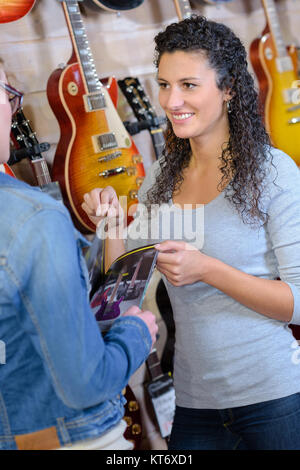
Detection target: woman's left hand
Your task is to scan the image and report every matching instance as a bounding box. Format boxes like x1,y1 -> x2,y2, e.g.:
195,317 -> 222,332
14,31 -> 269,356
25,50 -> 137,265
155,240 -> 211,286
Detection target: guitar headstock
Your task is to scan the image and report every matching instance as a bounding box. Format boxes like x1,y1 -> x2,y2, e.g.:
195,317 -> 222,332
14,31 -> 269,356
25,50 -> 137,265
10,108 -> 41,157
118,77 -> 160,126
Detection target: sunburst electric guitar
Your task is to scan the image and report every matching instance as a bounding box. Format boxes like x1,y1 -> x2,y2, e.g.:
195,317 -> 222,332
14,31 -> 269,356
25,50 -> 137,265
0,0 -> 35,23
250,0 -> 300,165
47,0 -> 145,232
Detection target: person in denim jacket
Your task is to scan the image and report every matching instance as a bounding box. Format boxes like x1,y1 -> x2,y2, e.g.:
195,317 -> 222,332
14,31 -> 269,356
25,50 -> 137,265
0,68 -> 158,450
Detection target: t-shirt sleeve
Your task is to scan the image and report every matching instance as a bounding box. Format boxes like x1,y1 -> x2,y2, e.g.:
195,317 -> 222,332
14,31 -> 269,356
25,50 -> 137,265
266,149 -> 300,324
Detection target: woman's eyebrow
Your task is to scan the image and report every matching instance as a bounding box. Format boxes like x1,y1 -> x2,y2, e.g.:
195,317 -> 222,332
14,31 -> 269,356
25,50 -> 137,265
157,76 -> 202,82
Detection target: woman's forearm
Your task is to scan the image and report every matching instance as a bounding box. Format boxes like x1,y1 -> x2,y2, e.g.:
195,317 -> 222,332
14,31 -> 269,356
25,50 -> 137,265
204,258 -> 294,322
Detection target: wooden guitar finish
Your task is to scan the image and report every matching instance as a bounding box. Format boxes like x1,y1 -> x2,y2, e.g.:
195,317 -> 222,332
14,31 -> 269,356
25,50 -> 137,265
47,1 -> 145,233
0,0 -> 35,23
250,0 -> 300,165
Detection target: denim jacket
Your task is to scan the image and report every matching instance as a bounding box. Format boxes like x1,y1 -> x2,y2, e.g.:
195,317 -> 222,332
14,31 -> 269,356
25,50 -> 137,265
0,174 -> 152,450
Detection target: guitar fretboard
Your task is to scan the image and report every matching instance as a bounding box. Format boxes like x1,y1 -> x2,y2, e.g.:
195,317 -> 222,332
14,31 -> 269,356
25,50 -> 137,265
63,0 -> 103,95
263,0 -> 287,58
173,0 -> 192,20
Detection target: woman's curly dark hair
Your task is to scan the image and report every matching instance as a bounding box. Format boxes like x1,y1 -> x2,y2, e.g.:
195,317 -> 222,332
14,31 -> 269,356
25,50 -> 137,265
146,15 -> 271,225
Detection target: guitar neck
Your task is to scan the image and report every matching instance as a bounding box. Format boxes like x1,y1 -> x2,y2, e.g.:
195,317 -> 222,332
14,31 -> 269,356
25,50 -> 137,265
262,0 -> 288,59
173,0 -> 192,20
30,158 -> 52,186
146,349 -> 164,381
62,0 -> 103,95
150,128 -> 165,160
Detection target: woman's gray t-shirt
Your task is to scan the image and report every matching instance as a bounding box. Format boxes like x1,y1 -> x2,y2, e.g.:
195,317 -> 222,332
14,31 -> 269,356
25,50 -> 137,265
126,148 -> 300,409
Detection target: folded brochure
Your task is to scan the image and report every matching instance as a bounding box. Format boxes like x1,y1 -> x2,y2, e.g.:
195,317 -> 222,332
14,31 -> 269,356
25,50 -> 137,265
88,243 -> 158,332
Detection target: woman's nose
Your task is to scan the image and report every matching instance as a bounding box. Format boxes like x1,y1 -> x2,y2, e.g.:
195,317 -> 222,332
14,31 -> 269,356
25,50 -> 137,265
161,86 -> 184,109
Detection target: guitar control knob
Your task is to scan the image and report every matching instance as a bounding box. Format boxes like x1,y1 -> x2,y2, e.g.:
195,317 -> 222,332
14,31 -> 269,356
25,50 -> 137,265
136,177 -> 144,187
128,400 -> 139,412
132,424 -> 142,435
124,416 -> 132,427
129,190 -> 138,200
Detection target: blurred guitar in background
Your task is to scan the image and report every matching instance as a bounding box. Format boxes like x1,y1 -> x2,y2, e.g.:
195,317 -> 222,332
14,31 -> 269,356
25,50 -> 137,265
250,0 -> 300,165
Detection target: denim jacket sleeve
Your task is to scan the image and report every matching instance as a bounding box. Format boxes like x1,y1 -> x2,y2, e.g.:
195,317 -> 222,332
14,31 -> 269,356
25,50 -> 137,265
9,207 -> 152,410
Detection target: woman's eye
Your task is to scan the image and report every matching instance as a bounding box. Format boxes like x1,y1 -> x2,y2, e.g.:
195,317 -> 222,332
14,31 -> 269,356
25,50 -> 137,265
157,82 -> 168,89
183,83 -> 195,89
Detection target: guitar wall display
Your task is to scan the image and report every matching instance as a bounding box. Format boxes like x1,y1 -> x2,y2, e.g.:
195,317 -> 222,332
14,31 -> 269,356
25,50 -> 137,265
250,0 -> 300,166
47,0 -> 146,233
0,0 -> 35,23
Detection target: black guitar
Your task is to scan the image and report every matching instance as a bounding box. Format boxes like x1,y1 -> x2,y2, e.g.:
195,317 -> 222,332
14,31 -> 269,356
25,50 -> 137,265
118,77 -> 175,374
10,109 -> 63,201
84,0 -> 144,12
118,77 -> 166,160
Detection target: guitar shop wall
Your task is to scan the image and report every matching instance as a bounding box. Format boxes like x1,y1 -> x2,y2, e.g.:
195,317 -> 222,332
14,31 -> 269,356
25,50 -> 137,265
1,0 -> 300,450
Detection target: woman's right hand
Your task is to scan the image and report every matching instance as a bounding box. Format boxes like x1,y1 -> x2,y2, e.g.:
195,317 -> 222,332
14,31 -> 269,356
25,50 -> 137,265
81,187 -> 124,230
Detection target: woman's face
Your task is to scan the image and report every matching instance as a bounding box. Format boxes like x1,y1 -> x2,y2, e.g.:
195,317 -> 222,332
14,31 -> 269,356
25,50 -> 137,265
157,50 -> 230,143
0,68 -> 12,164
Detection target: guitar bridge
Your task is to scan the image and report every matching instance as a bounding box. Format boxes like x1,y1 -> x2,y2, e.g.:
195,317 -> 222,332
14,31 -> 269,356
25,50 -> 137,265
98,151 -> 122,163
288,117 -> 300,125
99,166 -> 137,178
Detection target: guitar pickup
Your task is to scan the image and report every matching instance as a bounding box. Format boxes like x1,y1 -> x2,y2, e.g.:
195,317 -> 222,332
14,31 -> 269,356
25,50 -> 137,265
92,133 -> 118,152
83,92 -> 106,112
98,151 -> 122,163
99,166 -> 137,178
276,56 -> 293,73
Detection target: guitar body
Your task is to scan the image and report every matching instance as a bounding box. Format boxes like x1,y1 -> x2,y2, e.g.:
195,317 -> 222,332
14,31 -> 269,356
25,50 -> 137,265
0,0 -> 35,23
47,62 -> 145,232
258,32 -> 300,164
250,26 -> 270,118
